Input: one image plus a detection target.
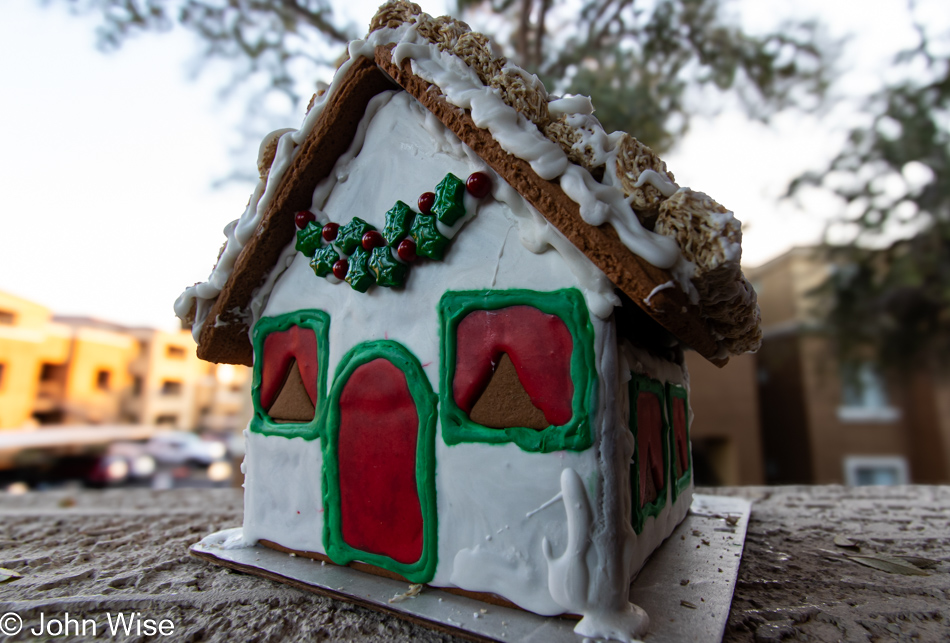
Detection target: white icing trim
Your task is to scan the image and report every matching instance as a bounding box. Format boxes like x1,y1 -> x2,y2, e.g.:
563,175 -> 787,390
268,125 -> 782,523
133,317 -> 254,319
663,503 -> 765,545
548,95 -> 594,117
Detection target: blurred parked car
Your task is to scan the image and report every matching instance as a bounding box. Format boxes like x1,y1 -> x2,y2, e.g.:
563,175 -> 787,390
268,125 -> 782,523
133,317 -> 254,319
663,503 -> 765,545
145,431 -> 228,467
86,441 -> 156,487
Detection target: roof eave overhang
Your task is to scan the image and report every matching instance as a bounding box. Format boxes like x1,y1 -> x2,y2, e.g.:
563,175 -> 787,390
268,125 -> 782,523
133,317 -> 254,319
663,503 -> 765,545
196,46 -> 728,368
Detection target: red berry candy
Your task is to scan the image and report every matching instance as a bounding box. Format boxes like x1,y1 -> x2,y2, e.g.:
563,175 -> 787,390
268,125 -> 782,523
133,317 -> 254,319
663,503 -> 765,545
322,222 -> 339,242
362,230 -> 385,250
418,192 -> 435,214
397,239 -> 417,263
295,210 -> 316,229
466,172 -> 491,198
332,259 -> 349,280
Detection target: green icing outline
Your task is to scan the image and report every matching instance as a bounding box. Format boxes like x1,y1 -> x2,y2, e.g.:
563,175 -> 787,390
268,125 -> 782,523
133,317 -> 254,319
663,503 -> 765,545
667,383 -> 692,501
629,374 -> 670,534
438,288 -> 597,453
321,340 -> 438,583
249,310 -> 330,440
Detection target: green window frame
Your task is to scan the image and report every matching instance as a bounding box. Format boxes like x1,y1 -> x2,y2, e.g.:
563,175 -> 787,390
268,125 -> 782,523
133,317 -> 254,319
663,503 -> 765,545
438,288 -> 597,453
321,340 -> 438,583
667,383 -> 692,502
250,310 -> 330,440
629,374 -> 670,534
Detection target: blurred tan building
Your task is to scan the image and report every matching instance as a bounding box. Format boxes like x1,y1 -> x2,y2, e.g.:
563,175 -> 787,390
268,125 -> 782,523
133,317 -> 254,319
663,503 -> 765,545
748,247 -> 950,484
686,352 -> 764,485
0,290 -> 251,434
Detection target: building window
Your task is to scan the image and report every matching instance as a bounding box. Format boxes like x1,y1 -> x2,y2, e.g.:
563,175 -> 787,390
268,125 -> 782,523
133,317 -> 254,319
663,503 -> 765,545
0,363 -> 5,389
837,362 -> 900,422
844,456 -> 909,486
161,380 -> 182,396
250,310 -> 330,439
438,289 -> 597,453
40,363 -> 66,382
156,414 -> 179,426
166,345 -> 186,359
667,383 -> 691,500
96,369 -> 111,391
629,374 -> 669,534
132,376 -> 143,397
0,310 -> 15,325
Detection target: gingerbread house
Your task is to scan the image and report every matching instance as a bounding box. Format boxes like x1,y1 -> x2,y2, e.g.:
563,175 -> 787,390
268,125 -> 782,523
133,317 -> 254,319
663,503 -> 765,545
175,2 -> 761,640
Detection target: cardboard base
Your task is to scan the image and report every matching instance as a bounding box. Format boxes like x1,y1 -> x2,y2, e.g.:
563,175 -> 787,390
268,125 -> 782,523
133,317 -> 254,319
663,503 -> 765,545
191,494 -> 750,642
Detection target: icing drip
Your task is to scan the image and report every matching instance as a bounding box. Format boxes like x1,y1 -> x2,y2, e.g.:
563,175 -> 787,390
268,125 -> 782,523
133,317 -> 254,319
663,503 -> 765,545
248,242 -> 298,326
201,527 -> 249,550
643,280 -> 675,307
543,468 -> 649,642
542,469 -> 591,616
558,166 -> 679,267
631,170 -> 680,198
525,491 -> 563,519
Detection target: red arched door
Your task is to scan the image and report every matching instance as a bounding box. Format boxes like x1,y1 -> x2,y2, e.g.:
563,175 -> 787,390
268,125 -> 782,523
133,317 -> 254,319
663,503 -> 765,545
337,358 -> 422,564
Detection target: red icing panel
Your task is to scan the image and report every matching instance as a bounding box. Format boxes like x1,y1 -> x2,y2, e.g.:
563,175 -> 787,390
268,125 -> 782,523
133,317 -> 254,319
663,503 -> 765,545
338,359 -> 422,564
260,326 -> 319,410
454,306 -> 574,426
673,396 -> 689,477
637,391 -> 665,507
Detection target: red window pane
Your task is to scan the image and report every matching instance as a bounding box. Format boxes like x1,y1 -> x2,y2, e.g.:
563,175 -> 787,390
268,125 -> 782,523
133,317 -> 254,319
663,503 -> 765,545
454,306 -> 574,426
260,326 -> 319,409
338,359 -> 423,565
672,395 -> 689,478
637,391 -> 665,507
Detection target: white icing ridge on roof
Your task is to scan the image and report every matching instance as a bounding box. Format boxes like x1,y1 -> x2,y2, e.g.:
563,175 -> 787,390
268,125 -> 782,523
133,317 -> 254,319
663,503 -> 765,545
175,19 -> 693,339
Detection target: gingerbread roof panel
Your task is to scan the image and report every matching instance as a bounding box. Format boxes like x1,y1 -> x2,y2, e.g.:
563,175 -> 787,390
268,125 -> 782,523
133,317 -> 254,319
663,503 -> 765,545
175,1 -> 761,366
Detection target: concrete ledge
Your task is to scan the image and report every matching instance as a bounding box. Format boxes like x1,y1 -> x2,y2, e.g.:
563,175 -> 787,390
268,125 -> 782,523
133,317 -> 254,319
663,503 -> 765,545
0,485 -> 946,641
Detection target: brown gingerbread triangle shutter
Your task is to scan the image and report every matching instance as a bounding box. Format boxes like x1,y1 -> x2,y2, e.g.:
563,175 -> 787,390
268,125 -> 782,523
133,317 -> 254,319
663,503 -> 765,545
267,359 -> 316,423
469,353 -> 548,430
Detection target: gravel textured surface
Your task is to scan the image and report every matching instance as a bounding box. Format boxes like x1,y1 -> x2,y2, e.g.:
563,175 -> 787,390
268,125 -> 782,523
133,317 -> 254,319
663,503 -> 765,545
0,485 -> 946,642
716,486 -> 950,642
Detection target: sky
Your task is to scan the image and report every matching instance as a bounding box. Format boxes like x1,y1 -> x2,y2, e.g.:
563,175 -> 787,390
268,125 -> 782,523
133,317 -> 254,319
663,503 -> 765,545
0,0 -> 940,330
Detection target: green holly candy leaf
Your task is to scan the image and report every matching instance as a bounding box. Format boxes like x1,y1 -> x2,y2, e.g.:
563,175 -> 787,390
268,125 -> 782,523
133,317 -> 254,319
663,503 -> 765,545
409,214 -> 450,260
310,245 -> 339,278
295,222 -> 324,258
432,173 -> 466,226
336,217 -> 375,255
383,201 -> 415,245
345,247 -> 375,292
369,247 -> 409,288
